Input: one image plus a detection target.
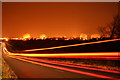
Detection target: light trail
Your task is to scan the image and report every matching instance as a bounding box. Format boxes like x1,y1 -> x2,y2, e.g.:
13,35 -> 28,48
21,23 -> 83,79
2,42 -> 120,79
3,47 -> 119,58
2,42 -> 119,60
17,56 -> 120,74
23,39 -> 120,52
4,54 -> 118,80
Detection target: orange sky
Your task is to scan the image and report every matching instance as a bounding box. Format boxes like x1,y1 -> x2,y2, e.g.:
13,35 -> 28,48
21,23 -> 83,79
2,2 -> 118,38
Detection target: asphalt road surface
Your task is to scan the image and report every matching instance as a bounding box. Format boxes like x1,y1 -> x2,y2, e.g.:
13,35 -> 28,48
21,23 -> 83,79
3,53 -> 120,80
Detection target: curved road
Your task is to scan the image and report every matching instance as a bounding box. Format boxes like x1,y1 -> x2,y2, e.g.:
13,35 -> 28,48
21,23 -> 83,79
3,53 -> 120,80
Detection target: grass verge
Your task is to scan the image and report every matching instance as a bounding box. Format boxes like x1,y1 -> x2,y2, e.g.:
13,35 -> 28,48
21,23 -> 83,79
2,59 -> 17,78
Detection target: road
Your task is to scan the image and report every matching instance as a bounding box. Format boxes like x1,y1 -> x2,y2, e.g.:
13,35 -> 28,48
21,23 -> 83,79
3,53 -> 120,79
2,40 -> 120,79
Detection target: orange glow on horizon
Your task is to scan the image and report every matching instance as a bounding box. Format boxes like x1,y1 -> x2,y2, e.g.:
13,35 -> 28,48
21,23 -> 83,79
91,34 -> 101,39
3,3 -> 118,38
80,33 -> 87,40
40,34 -> 47,39
23,33 -> 31,38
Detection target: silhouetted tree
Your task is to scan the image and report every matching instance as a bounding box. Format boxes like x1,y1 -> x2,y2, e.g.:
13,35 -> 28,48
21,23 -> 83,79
98,2 -> 120,38
98,15 -> 120,38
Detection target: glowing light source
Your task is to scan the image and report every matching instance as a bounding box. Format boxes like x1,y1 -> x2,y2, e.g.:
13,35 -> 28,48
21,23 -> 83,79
4,38 -> 9,41
0,38 -> 9,41
40,34 -> 47,39
80,33 -> 87,40
11,38 -> 19,40
0,38 -> 3,39
23,33 -> 31,38
91,34 -> 100,39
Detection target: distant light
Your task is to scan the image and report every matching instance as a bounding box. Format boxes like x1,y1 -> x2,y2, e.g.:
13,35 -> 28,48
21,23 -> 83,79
4,38 -> 9,41
12,38 -> 19,40
91,34 -> 100,39
40,34 -> 47,39
23,38 -> 27,41
55,38 -> 58,40
80,33 -> 87,40
64,36 -> 67,38
23,33 -> 31,39
65,38 -> 69,40
0,38 -> 3,39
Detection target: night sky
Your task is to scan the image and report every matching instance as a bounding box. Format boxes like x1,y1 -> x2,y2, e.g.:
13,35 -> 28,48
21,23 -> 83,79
2,2 -> 118,38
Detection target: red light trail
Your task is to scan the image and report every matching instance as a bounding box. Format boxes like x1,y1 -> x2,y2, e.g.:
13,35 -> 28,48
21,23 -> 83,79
14,56 -> 120,74
3,54 -> 119,80
2,39 -> 120,60
2,39 -> 120,79
3,47 -> 119,60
